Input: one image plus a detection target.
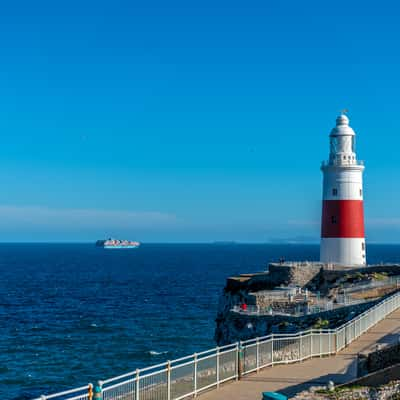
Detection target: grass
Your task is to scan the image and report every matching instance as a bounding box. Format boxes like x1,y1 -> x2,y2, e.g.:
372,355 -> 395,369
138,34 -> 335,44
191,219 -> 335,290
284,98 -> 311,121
372,272 -> 388,281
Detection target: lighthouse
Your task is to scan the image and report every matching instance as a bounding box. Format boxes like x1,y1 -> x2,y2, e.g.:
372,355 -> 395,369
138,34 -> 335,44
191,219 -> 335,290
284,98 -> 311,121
320,113 -> 366,266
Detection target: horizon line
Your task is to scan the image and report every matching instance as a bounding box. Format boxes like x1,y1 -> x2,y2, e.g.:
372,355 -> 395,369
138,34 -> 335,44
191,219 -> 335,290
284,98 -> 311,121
0,241 -> 399,245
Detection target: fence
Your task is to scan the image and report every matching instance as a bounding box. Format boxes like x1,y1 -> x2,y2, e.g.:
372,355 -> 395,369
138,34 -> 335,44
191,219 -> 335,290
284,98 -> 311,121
33,290 -> 400,400
100,344 -> 238,400
32,385 -> 93,400
232,296 -> 362,316
340,276 -> 400,294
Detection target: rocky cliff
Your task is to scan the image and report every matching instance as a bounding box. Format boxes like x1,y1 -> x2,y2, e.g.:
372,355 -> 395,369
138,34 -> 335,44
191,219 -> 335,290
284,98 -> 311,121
215,263 -> 400,346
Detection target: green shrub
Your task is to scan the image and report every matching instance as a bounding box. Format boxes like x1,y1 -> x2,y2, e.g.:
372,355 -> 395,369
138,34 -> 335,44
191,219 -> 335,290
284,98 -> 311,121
313,318 -> 329,329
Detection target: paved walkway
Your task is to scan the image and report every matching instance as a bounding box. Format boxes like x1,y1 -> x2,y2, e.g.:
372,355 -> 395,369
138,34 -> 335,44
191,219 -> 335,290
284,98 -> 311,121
200,309 -> 400,400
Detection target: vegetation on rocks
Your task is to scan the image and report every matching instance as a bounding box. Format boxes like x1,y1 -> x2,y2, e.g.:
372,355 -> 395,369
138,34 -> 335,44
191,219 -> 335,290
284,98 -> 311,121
313,318 -> 330,329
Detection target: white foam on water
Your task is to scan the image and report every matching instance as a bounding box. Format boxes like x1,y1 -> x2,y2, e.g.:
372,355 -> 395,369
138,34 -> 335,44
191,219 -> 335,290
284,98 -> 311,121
148,350 -> 168,356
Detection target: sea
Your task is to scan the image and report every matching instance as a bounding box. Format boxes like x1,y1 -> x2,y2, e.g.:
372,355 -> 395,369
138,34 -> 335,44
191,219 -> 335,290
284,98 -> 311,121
1,243 -> 400,400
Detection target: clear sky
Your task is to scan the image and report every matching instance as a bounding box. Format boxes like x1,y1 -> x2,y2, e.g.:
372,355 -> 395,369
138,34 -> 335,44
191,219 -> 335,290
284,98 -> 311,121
0,0 -> 399,242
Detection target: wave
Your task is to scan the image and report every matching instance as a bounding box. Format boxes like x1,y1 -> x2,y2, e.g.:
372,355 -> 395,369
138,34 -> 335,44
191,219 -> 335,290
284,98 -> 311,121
148,350 -> 168,356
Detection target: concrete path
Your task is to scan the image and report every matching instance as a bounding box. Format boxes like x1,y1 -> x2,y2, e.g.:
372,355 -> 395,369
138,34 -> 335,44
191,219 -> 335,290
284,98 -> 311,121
200,309 -> 400,400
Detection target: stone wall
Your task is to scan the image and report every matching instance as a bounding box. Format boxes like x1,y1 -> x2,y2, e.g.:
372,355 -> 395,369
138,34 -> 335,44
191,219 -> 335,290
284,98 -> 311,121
226,265 -> 400,295
343,364 -> 400,388
358,342 -> 400,377
250,298 -> 308,315
267,263 -> 323,287
225,263 -> 323,294
323,264 -> 400,284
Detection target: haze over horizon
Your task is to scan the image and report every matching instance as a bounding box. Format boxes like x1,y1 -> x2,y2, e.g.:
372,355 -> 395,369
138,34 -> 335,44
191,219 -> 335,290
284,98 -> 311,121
1,0 -> 400,242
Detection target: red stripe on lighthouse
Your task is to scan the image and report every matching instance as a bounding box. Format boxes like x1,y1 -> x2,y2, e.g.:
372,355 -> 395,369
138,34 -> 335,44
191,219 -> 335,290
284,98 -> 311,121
321,200 -> 365,238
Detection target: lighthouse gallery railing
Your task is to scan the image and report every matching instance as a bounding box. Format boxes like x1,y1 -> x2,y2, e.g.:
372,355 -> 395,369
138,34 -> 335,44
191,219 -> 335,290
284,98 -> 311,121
33,290 -> 400,400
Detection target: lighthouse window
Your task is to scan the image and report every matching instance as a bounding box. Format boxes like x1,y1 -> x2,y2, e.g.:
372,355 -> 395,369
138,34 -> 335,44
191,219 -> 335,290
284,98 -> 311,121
360,189 -> 362,196
362,242 -> 365,251
331,216 -> 337,224
330,137 -> 339,154
332,188 -> 338,196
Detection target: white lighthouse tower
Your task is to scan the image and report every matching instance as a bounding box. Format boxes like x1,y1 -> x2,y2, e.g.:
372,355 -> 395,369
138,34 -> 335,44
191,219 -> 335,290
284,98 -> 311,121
320,113 -> 366,266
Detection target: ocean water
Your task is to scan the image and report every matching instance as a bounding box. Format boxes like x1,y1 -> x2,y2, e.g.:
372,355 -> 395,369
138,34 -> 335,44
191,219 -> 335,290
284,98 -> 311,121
1,243 -> 400,399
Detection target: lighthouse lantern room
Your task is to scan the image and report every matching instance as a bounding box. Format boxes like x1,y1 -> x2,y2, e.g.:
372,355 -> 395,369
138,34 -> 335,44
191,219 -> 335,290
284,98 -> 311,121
320,113 -> 366,266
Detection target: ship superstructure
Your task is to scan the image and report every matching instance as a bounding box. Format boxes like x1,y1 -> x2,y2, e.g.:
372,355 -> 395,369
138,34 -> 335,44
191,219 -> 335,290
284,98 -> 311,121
96,238 -> 141,249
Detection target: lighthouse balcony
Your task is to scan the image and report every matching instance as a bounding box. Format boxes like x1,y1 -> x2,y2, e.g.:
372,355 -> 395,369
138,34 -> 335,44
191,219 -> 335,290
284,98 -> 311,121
321,159 -> 364,168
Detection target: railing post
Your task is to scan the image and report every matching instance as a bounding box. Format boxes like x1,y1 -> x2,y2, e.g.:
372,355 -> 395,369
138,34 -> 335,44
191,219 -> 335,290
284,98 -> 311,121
335,329 -> 338,354
319,330 -> 322,357
135,369 -> 140,400
271,335 -> 274,366
88,383 -> 93,400
328,332 -> 331,354
216,347 -> 220,388
234,344 -> 238,381
167,361 -> 171,400
94,381 -> 102,400
238,341 -> 244,379
256,339 -> 260,371
299,334 -> 302,361
194,353 -> 198,396
310,331 -> 313,357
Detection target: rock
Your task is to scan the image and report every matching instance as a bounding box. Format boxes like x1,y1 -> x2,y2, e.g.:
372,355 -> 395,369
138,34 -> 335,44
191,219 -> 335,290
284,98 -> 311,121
215,263 -> 400,346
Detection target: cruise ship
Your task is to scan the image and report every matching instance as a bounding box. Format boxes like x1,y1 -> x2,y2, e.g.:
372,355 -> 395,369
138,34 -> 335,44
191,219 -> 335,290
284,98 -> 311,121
96,238 -> 141,249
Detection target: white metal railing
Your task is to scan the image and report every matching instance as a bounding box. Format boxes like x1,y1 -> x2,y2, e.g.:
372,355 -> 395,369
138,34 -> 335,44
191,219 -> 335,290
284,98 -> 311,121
341,276 -> 400,293
31,384 -> 93,400
100,343 -> 238,400
32,290 -> 400,400
321,159 -> 364,167
232,296 -> 366,316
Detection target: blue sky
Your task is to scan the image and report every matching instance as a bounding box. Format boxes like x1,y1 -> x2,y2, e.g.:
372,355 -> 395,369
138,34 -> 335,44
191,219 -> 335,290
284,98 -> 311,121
0,0 -> 399,242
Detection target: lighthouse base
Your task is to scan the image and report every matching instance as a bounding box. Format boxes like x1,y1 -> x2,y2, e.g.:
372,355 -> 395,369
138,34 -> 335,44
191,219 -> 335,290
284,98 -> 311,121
320,237 -> 366,266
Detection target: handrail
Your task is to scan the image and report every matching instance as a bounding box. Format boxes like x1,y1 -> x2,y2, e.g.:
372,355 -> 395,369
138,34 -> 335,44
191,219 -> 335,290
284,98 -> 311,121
31,384 -> 92,400
321,159 -> 365,167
